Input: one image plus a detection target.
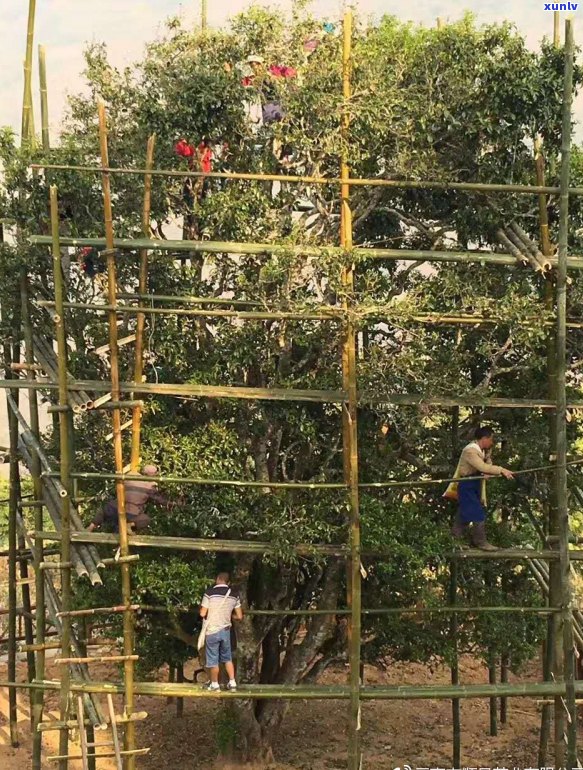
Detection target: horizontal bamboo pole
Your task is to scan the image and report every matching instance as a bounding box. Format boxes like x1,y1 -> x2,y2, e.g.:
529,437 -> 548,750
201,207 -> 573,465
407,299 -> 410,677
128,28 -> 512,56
35,300 -> 583,331
118,292 -> 262,307
100,555 -> 140,566
35,531 -> 349,556
6,377 -> 583,411
226,606 -> 560,616
37,300 -> 342,322
93,401 -> 144,410
27,234 -> 583,270
39,562 -> 73,570
28,162 -> 583,196
54,655 -> 139,665
37,712 -> 148,732
21,642 -> 70,652
57,605 -> 140,618
54,470 -> 344,489
5,678 -> 583,701
450,548 -> 583,561
41,456 -> 583,492
48,748 -> 149,761
10,363 -> 43,372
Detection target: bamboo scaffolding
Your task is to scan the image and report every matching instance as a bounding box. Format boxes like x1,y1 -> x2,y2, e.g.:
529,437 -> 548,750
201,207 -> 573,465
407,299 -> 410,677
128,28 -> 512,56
98,99 -> 138,769
21,0 -> 36,144
554,20 -> 578,768
18,437 -> 102,583
50,184 -> 75,770
35,530 -> 349,557
26,162 -> 583,197
340,14 -> 361,770
449,558 -> 461,765
130,135 -> 155,473
37,712 -> 148,732
118,292 -> 263,306
32,335 -> 93,411
36,298 -> 583,330
9,374 -> 583,411
6,366 -> 20,748
245,606 -> 560,616
38,45 -> 49,151
14,513 -> 106,728
37,300 -> 342,321
503,226 -> 543,272
6,678 -> 583,701
0,12 -> 580,769
509,221 -> 551,272
40,455 -> 583,490
27,234 -> 583,270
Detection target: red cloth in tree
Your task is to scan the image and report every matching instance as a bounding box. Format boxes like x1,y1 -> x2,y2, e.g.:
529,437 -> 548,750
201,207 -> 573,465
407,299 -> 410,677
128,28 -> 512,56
197,143 -> 213,174
175,139 -> 195,158
269,64 -> 297,78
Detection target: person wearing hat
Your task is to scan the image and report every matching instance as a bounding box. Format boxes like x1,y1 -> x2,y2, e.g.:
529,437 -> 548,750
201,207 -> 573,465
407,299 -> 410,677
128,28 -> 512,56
88,464 -> 170,533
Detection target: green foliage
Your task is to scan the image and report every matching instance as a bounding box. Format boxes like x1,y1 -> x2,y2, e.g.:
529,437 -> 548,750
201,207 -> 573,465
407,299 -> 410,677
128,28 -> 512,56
2,6 -> 583,753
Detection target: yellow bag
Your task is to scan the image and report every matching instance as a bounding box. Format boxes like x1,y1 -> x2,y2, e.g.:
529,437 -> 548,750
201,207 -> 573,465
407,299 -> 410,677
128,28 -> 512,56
443,480 -> 459,501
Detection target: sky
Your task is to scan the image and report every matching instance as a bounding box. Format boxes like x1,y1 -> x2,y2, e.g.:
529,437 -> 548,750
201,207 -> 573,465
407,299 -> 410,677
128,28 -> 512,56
0,0 -> 579,142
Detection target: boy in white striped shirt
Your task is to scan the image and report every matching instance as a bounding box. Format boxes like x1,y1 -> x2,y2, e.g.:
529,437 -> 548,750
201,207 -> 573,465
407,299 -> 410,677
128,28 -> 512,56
200,572 -> 243,691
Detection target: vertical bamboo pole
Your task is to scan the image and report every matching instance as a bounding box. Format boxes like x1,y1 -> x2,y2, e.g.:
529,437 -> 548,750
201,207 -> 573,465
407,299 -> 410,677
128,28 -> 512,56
201,0 -> 208,31
554,11 -> 561,48
50,184 -> 73,770
340,12 -> 361,770
38,45 -> 50,151
539,615 -> 554,766
554,19 -> 577,770
21,268 -> 46,770
18,521 -> 36,695
488,649 -> 498,736
79,619 -> 96,770
449,558 -> 461,766
21,0 -> 37,144
97,99 -> 137,769
176,664 -> 184,717
130,135 -> 155,472
6,371 -> 20,747
535,137 -> 556,766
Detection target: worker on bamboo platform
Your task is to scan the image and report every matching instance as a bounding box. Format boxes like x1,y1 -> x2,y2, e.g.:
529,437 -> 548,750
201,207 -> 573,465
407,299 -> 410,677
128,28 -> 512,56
199,572 -> 243,691
88,464 -> 170,534
446,427 -> 514,551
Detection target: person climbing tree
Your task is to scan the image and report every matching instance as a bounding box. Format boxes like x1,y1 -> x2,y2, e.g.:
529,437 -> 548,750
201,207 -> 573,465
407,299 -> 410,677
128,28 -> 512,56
88,464 -> 171,534
199,572 -> 243,691
446,426 -> 514,550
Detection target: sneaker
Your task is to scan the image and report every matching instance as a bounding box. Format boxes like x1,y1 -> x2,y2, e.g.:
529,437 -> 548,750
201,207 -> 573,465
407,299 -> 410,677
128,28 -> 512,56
227,681 -> 237,691
205,682 -> 220,692
477,542 -> 497,551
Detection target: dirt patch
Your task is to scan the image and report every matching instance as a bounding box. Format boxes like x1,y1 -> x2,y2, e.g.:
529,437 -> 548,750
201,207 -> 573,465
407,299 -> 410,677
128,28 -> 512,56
1,653 -> 575,769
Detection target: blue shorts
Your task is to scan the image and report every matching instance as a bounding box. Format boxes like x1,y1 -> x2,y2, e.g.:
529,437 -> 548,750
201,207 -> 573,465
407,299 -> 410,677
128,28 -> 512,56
205,627 -> 232,667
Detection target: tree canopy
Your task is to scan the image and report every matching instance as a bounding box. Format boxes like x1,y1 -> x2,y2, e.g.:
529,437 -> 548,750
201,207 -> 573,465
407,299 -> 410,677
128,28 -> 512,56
2,6 -> 583,762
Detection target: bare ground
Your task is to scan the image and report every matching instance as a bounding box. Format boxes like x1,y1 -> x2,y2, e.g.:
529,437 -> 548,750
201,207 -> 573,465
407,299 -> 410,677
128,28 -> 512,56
0,652 -> 576,770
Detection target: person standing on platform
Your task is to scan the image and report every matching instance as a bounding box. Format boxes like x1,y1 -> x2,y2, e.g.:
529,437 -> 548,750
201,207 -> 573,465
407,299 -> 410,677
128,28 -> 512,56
446,427 -> 514,550
199,572 -> 243,691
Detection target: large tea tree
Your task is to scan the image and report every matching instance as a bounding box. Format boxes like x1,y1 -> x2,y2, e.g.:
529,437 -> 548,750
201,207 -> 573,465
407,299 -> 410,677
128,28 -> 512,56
2,6 -> 583,763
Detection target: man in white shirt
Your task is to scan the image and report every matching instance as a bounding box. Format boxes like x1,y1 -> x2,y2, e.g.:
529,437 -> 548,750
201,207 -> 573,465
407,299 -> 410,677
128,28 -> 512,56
200,572 -> 243,691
